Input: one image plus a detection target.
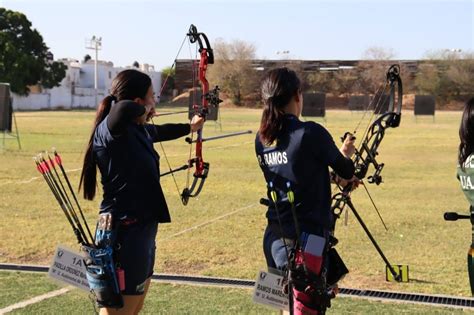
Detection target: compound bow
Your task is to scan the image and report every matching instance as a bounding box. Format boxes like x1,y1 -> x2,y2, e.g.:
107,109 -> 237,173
156,24 -> 251,205
331,64 -> 403,281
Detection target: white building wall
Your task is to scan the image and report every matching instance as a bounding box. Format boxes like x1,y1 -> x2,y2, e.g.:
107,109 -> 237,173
12,93 -> 50,110
72,87 -> 106,108
12,59 -> 161,110
50,86 -> 73,108
79,61 -> 114,89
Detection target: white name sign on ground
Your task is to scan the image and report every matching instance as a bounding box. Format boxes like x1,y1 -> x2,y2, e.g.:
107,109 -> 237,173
48,245 -> 90,291
253,270 -> 289,311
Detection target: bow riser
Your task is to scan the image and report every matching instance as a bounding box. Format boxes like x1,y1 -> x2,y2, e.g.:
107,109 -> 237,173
198,49 -> 210,112
192,49 -> 209,177
353,112 -> 399,184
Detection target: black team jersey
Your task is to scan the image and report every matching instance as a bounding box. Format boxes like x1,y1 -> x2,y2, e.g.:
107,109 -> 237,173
255,114 -> 354,238
93,100 -> 190,223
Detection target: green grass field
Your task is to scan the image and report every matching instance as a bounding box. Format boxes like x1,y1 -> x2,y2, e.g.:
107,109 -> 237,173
0,108 -> 472,313
1,271 -> 471,314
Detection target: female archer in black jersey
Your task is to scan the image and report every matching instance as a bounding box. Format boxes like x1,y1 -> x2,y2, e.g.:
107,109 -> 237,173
80,69 -> 204,314
255,67 -> 357,313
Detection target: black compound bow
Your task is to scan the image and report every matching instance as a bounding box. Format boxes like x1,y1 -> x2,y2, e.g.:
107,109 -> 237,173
331,64 -> 403,281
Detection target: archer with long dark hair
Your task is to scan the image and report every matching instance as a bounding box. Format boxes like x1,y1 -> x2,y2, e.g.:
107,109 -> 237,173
458,97 -> 474,203
456,97 -> 474,295
256,67 -> 358,314
80,69 -> 204,314
458,98 -> 474,173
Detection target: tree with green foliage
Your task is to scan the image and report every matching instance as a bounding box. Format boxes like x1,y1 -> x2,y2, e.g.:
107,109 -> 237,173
0,8 -> 66,95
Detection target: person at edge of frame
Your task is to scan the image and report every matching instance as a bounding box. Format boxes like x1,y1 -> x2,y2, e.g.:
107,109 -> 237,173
79,69 -> 205,315
456,97 -> 474,290
255,67 -> 359,313
457,97 -> 474,200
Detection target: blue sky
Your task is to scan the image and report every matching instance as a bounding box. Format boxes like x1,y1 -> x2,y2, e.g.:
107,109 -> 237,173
1,0 -> 472,70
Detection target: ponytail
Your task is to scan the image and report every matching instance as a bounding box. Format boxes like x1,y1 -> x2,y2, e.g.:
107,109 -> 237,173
79,69 -> 152,200
259,100 -> 285,146
79,95 -> 114,200
259,68 -> 301,146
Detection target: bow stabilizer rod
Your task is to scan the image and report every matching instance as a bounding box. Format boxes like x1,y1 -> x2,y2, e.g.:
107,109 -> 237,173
185,130 -> 252,144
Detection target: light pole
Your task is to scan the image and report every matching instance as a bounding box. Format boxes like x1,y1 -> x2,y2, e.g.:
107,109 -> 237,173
85,36 -> 102,106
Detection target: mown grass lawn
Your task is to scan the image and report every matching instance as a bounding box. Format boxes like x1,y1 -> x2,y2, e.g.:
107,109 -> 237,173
0,108 -> 470,304
2,271 -> 472,314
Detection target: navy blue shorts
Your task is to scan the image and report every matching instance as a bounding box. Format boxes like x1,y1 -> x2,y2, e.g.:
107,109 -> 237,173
116,221 -> 158,295
263,226 -> 293,270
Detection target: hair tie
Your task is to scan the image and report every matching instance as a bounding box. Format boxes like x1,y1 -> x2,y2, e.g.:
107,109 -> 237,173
109,94 -> 117,102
